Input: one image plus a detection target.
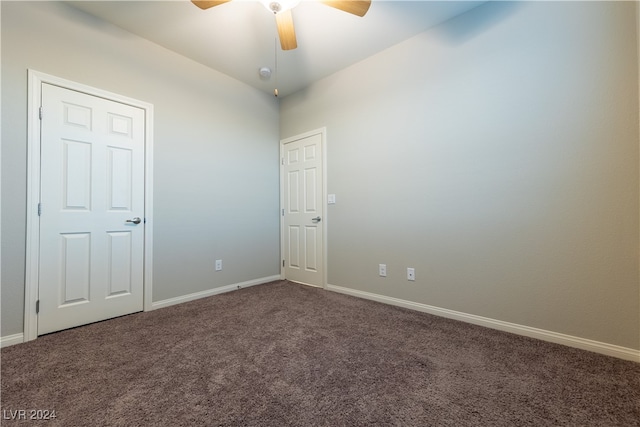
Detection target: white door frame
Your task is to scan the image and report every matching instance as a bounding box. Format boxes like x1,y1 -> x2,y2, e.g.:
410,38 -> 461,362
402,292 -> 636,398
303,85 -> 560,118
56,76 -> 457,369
24,70 -> 154,342
279,127 -> 328,288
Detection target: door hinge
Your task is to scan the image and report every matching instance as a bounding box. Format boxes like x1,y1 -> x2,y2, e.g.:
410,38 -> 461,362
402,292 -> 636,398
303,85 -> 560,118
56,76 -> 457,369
39,107 -> 43,120
282,209 -> 284,216
282,260 -> 285,267
281,158 -> 285,166
36,300 -> 40,314
37,203 -> 42,216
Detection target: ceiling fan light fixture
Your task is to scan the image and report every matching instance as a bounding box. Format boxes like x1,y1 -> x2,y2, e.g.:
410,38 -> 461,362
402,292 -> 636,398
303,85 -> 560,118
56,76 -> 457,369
260,0 -> 301,14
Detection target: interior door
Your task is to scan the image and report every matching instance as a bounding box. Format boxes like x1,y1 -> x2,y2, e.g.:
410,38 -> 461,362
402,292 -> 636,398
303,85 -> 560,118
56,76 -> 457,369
282,132 -> 324,287
37,83 -> 145,335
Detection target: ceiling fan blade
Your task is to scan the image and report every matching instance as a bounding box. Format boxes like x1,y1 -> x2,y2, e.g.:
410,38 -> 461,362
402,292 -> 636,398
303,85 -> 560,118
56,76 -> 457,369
275,10 -> 297,50
191,0 -> 232,10
320,0 -> 371,17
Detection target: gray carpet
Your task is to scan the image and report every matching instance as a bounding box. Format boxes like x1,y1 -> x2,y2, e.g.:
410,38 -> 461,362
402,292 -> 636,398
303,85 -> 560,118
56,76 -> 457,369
1,280 -> 639,426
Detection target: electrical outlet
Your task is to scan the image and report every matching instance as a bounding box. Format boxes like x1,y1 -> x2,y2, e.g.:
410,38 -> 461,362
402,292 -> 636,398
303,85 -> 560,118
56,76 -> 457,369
215,259 -> 222,271
379,264 -> 387,277
407,267 -> 415,281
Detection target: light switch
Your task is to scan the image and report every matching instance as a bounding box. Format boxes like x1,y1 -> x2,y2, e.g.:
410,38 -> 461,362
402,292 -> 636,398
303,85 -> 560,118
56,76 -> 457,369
328,194 -> 336,204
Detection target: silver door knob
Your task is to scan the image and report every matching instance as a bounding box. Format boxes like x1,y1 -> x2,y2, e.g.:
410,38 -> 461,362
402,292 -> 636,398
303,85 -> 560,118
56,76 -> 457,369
312,216 -> 321,223
126,217 -> 142,225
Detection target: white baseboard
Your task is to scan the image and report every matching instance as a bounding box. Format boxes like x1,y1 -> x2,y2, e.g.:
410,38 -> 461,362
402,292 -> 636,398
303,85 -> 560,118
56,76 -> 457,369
0,333 -> 24,348
327,284 -> 640,363
151,275 -> 281,311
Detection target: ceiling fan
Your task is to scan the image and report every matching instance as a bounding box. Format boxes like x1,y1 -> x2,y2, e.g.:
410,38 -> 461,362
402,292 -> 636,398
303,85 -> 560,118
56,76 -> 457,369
192,0 -> 372,50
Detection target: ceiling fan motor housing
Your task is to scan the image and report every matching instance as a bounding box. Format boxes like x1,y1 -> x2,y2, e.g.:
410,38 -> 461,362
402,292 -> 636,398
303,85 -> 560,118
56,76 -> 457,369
263,0 -> 300,14
268,2 -> 282,13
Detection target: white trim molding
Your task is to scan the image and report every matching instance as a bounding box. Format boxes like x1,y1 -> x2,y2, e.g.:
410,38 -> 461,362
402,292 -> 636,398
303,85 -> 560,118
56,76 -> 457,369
24,70 -> 154,342
151,275 -> 281,311
636,0 -> 640,359
327,283 -> 640,363
1,334 -> 25,349
5,277 -> 279,347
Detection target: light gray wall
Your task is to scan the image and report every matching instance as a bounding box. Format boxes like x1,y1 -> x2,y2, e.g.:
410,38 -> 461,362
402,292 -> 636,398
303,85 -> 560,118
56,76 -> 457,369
1,2 -> 281,336
281,1 -> 640,349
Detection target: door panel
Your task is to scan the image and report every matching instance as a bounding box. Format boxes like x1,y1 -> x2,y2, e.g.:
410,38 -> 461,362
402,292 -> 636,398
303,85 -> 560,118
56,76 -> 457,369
107,231 -> 133,297
60,233 -> 91,305
107,147 -> 133,210
63,140 -> 92,210
288,170 -> 300,212
282,133 -> 323,287
304,168 -> 317,211
38,83 -> 145,335
288,226 -> 301,268
305,226 -> 318,272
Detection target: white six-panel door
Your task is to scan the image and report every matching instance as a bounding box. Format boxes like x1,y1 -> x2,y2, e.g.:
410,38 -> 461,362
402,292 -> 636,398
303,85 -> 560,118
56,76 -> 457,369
282,132 -> 324,287
38,83 -> 145,335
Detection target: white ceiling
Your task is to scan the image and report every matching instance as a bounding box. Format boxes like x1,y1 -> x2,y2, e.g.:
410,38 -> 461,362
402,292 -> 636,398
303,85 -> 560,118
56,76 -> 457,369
68,0 -> 484,97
